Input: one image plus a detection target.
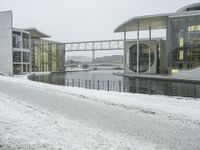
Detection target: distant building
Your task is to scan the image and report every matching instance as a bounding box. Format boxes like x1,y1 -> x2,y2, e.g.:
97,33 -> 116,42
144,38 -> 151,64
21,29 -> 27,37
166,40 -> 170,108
0,11 -> 65,76
25,28 -> 65,72
95,55 -> 123,64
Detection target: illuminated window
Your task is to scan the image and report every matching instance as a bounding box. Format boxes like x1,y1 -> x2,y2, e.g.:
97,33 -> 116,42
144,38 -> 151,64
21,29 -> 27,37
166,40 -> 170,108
188,26 -> 195,32
189,52 -> 193,60
195,25 -> 200,31
188,25 -> 200,32
179,38 -> 184,47
179,50 -> 184,60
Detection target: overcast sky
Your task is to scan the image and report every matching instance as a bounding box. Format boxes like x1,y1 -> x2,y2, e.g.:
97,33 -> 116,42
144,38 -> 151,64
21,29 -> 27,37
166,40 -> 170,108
0,0 -> 200,57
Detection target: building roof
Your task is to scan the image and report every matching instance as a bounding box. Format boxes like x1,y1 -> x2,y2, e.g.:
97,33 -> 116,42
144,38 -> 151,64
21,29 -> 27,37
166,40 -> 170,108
22,27 -> 50,38
114,3 -> 200,33
176,2 -> 200,12
114,13 -> 171,33
13,27 -> 30,34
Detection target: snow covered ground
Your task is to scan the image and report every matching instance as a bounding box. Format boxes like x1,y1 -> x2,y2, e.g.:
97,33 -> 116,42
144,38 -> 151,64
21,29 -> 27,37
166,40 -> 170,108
0,92 -> 151,150
0,75 -> 200,150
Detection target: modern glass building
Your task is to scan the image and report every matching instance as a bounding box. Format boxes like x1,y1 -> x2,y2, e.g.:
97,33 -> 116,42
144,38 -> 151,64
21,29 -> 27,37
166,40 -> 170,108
114,2 -> 200,76
24,28 -> 65,72
12,28 -> 31,74
0,11 -> 65,76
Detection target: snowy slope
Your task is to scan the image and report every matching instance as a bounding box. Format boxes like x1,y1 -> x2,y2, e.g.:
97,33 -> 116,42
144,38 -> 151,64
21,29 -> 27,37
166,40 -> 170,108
0,92 -> 154,150
0,75 -> 200,150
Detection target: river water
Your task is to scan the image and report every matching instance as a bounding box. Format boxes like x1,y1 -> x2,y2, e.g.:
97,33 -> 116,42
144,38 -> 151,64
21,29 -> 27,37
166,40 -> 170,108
29,70 -> 200,97
29,70 -> 124,91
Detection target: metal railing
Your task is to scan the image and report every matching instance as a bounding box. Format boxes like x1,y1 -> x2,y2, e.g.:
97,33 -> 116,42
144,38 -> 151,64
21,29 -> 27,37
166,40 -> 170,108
28,74 -> 200,98
65,79 -> 124,92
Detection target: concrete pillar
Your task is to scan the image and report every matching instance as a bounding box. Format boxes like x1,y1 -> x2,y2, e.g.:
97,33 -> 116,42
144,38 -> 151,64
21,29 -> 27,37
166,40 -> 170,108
29,34 -> 32,73
92,51 -> 95,63
21,51 -> 23,73
26,64 -> 28,73
149,26 -> 152,74
124,27 -> 127,74
137,22 -> 140,74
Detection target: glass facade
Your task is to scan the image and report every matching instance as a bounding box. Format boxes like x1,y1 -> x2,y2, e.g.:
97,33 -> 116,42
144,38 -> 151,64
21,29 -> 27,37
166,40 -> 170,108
12,30 -> 31,74
13,51 -> 21,62
22,33 -> 29,49
23,52 -> 30,62
129,43 -> 154,73
31,39 -> 65,72
169,15 -> 200,70
13,64 -> 21,74
12,31 -> 21,48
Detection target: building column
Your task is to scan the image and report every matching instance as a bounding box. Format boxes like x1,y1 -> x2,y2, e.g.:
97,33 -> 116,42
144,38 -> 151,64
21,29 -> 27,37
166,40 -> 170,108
92,43 -> 95,63
29,35 -> 32,73
38,44 -> 41,72
124,26 -> 127,74
149,26 -> 152,74
21,51 -> 23,74
26,64 -> 28,73
137,22 -> 140,74
20,31 -> 23,74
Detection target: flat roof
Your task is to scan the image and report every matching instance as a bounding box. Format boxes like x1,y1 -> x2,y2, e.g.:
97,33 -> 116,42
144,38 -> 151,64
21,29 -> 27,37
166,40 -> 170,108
22,27 -> 50,38
114,13 -> 171,33
13,27 -> 30,34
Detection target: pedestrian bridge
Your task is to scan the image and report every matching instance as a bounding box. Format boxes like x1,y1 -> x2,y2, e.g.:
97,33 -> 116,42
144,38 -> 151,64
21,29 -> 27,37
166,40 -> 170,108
65,39 -> 126,63
65,39 -> 124,52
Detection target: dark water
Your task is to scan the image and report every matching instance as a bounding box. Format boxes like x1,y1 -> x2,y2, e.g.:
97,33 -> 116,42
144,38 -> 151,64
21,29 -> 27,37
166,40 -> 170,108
29,70 -> 124,91
29,70 -> 200,97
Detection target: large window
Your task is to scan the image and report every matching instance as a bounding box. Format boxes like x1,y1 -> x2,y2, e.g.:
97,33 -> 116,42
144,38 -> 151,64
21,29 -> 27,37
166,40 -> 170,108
170,16 -> 200,69
129,44 -> 154,73
13,52 -> 21,62
12,31 -> 21,48
22,33 -> 29,49
13,64 -> 21,74
23,52 -> 30,62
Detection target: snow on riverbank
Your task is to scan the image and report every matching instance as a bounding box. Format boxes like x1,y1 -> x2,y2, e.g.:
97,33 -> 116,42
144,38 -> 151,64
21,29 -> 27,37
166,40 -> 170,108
0,75 -> 200,149
0,92 -> 154,150
2,75 -> 200,123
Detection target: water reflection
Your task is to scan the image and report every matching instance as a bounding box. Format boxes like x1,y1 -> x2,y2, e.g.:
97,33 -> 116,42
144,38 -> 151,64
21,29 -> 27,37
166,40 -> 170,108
28,71 -> 200,98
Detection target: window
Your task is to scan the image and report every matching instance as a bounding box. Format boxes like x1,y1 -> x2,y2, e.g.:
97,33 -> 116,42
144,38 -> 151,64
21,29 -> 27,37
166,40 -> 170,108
129,44 -> 154,73
12,31 -> 21,48
13,64 -> 21,74
188,25 -> 200,32
179,50 -> 184,60
23,52 -> 30,62
13,52 -> 21,62
22,33 -> 29,49
179,38 -> 184,47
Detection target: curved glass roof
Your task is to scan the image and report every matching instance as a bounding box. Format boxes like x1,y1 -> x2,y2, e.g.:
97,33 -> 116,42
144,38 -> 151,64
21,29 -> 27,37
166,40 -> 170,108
114,13 -> 171,33
114,3 -> 200,33
176,2 -> 200,12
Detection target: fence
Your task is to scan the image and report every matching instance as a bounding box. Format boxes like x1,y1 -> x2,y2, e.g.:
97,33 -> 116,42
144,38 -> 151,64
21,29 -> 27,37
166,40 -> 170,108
28,74 -> 200,98
65,79 -> 124,92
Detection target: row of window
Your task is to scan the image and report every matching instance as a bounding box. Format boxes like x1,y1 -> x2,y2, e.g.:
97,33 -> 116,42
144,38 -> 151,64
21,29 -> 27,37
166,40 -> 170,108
12,31 -> 30,49
13,64 -> 30,74
13,52 -> 30,63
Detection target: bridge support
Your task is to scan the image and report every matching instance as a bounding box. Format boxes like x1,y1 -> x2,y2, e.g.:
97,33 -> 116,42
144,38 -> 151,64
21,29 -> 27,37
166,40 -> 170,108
92,49 -> 95,63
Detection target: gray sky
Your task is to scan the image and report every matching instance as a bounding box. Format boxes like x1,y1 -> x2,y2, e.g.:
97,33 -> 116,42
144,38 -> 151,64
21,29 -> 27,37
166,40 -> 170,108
1,0 -> 200,57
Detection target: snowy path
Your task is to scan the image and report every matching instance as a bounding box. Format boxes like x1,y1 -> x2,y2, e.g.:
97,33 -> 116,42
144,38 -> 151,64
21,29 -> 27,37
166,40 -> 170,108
0,76 -> 200,150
